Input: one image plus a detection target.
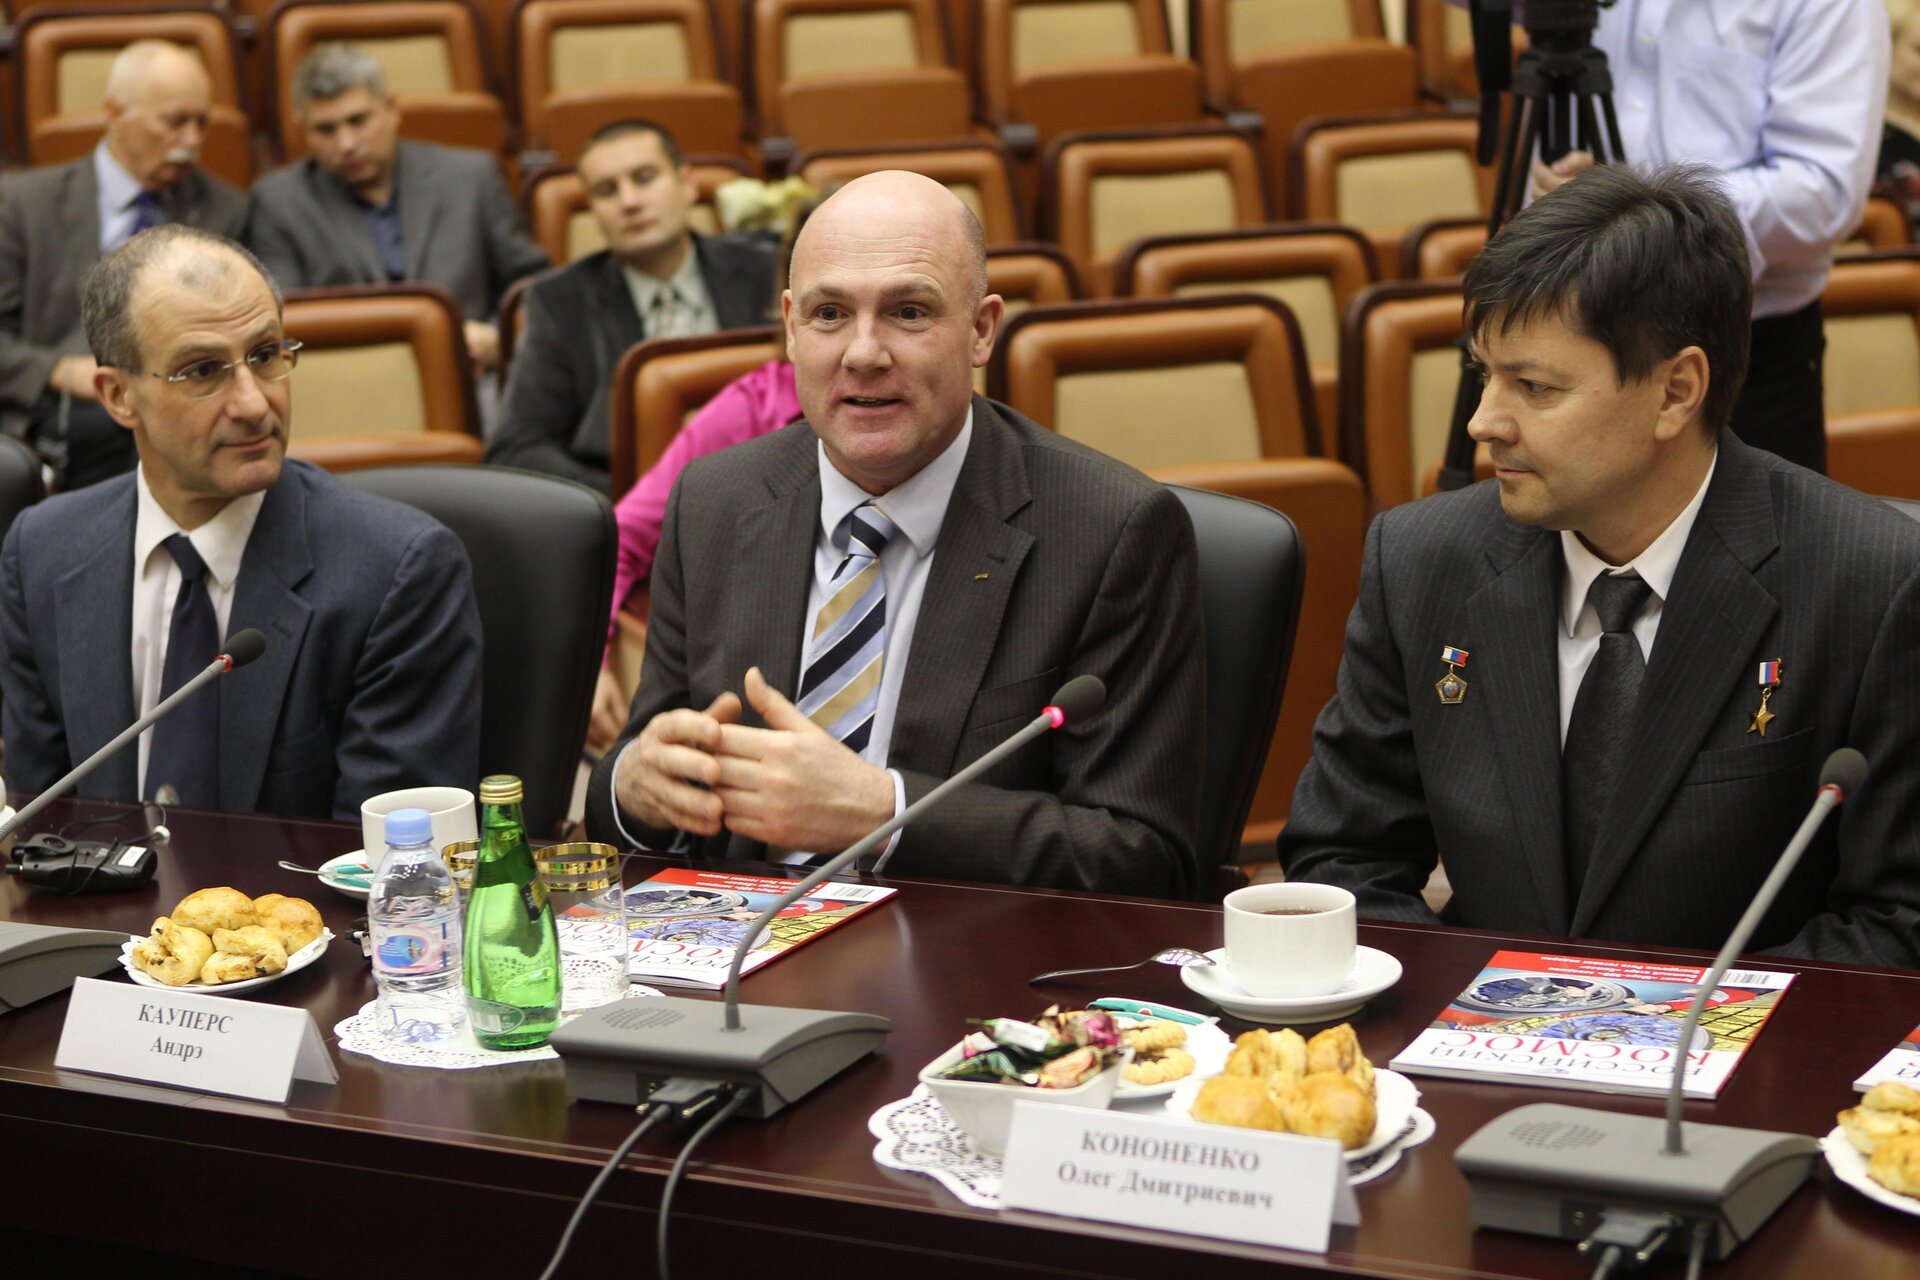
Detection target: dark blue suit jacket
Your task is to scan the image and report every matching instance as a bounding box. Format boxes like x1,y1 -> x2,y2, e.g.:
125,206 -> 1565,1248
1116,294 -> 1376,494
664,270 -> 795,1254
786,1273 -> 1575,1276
0,459 -> 482,820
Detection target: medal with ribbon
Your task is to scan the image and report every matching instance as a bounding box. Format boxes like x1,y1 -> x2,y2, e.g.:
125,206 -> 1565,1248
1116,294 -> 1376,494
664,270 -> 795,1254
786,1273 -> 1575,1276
1436,645 -> 1469,704
1747,659 -> 1781,737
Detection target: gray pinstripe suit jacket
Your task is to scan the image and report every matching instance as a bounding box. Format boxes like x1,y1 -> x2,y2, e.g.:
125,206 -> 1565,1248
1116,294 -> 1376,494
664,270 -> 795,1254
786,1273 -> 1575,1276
1280,434 -> 1920,967
584,397 -> 1205,898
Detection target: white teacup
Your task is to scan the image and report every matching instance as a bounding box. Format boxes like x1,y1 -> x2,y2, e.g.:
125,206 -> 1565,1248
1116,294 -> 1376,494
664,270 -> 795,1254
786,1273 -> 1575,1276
1222,883 -> 1357,998
361,786 -> 478,856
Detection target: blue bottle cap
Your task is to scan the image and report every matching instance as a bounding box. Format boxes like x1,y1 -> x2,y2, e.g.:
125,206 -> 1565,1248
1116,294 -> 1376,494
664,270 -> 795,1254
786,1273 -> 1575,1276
384,807 -> 433,847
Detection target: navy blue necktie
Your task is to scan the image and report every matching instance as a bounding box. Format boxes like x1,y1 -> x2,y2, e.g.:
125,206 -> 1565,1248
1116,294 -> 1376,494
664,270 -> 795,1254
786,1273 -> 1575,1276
128,191 -> 163,242
144,534 -> 219,806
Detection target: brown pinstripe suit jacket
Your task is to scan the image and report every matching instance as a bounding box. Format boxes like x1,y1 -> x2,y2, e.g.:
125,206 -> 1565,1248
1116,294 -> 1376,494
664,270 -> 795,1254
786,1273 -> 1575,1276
585,397 -> 1205,898
1280,433 -> 1920,967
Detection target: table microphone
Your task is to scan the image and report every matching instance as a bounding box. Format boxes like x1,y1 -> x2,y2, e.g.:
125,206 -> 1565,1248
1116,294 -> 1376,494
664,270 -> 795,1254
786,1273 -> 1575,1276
0,628 -> 268,851
551,675 -> 1109,1119
1456,748 -> 1868,1266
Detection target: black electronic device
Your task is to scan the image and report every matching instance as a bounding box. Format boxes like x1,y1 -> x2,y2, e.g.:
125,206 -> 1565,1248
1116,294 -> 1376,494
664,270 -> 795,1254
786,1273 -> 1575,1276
6,833 -> 158,893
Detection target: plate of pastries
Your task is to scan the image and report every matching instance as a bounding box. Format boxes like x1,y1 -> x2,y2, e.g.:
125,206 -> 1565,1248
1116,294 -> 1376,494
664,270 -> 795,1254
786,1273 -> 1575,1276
1824,1081 -> 1920,1216
1168,1023 -> 1417,1159
120,886 -> 331,993
1112,1013 -> 1232,1099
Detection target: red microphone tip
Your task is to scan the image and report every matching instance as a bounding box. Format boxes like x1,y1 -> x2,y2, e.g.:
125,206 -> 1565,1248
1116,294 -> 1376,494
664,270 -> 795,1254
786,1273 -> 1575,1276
1044,706 -> 1066,729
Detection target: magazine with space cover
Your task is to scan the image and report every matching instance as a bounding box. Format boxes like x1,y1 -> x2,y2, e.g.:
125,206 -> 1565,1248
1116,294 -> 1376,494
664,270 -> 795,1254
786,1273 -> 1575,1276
1388,949 -> 1795,1099
1853,1023 -> 1920,1091
623,867 -> 897,989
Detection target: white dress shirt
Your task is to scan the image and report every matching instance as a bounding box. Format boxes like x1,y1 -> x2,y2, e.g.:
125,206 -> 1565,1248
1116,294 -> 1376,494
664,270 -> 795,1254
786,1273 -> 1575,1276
1556,450 -> 1716,744
131,467 -> 264,794
623,245 -> 719,339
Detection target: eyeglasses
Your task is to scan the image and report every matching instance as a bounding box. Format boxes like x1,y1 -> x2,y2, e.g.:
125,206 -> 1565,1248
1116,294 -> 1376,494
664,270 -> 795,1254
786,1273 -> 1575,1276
151,340 -> 302,399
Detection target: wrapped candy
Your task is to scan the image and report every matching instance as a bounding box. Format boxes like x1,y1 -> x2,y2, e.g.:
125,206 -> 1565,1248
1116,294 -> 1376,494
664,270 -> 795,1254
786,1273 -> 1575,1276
936,1007 -> 1127,1087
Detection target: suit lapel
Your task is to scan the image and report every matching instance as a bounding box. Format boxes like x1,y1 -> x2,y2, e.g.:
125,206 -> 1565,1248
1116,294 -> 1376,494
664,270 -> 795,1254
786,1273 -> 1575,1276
309,160 -> 388,282
63,162 -> 103,273
891,400 -> 1034,776
54,488 -> 137,796
394,145 -> 435,280
221,473 -> 315,811
733,428 -> 820,711
1467,520 -> 1572,930
697,235 -> 767,330
1571,441 -> 1781,931
593,253 -> 648,349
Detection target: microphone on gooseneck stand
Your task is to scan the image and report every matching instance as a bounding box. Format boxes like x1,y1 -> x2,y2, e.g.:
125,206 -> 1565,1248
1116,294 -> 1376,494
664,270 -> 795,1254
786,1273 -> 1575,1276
1,629 -> 269,887
1455,749 -> 1870,1272
550,675 -> 1110,1118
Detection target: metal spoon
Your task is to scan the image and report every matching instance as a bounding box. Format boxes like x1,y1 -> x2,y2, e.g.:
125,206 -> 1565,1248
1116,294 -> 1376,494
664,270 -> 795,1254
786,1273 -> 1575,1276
1029,947 -> 1216,985
277,859 -> 369,882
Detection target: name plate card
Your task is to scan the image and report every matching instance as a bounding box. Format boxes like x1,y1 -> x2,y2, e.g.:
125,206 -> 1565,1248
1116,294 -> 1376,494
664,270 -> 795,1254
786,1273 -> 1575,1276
999,1102 -> 1359,1253
54,977 -> 337,1104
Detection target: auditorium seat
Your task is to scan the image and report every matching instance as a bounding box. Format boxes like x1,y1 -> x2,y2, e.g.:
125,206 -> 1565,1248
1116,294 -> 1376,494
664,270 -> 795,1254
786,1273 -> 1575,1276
512,0 -> 748,163
1821,252 -> 1920,500
988,294 -> 1320,469
1292,111 -> 1490,274
607,326 -> 783,497
793,139 -> 1024,244
494,271 -> 534,391
1408,0 -> 1506,102
1339,279 -> 1469,505
269,0 -> 509,163
748,0 -> 972,153
1117,224 -> 1376,433
15,8 -> 254,186
282,284 -> 484,468
1837,195 -> 1914,258
1402,215 -> 1486,279
978,0 -> 1204,154
1044,125 -> 1269,297
985,242 -> 1079,311
1148,455 -> 1363,850
523,156 -> 744,263
0,434 -> 47,550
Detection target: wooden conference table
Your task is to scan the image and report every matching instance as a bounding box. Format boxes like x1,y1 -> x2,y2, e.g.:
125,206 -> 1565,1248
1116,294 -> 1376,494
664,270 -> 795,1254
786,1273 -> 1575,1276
2,796 -> 1916,1279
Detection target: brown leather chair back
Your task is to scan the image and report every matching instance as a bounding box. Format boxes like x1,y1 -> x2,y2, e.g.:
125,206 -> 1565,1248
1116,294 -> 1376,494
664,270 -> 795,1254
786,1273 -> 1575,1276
749,0 -> 951,136
1822,252 -> 1920,417
608,327 -> 784,497
1189,0 -> 1383,106
1226,41 -> 1415,212
795,139 -> 1023,244
1148,455 -> 1364,843
524,157 -> 741,262
1119,224 -> 1376,438
1401,215 -> 1485,280
282,284 -> 481,468
989,295 -> 1320,468
1338,279 -> 1465,506
1293,112 -> 1488,269
979,0 -> 1199,142
1045,126 -> 1268,297
1837,195 -> 1914,257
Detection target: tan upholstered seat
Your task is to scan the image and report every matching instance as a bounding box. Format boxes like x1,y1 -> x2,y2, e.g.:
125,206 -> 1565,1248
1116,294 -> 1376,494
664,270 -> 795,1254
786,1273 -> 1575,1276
607,327 -> 784,497
270,1 -> 508,163
513,0 -> 747,162
1821,252 -> 1920,498
1147,455 -> 1365,843
523,157 -> 742,264
978,0 -> 1202,150
749,0 -> 971,148
986,243 -> 1079,311
988,294 -> 1321,468
1402,216 -> 1486,279
1338,279 -> 1476,506
1118,224 -> 1376,439
1293,112 -> 1490,275
1836,195 -> 1914,258
794,140 -> 1024,245
16,9 -> 254,187
1044,126 -> 1269,297
282,284 -> 483,469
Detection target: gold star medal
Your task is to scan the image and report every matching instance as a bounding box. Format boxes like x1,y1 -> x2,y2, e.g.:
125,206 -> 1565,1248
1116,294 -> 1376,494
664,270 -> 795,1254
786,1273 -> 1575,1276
1747,659 -> 1781,737
1436,645 -> 1469,704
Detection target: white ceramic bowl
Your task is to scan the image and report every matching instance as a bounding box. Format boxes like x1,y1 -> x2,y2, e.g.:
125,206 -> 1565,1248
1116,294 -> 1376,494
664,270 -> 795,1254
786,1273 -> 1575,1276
918,1041 -> 1127,1156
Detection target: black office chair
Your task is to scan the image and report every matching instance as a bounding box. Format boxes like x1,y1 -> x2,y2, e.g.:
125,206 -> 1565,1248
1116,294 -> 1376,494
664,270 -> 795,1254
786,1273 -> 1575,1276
1885,495 -> 1920,523
0,434 -> 46,547
341,465 -> 615,837
1165,484 -> 1304,901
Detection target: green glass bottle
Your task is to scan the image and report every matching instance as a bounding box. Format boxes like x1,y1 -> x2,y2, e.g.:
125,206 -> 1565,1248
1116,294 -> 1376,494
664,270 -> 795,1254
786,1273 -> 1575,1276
463,775 -> 561,1049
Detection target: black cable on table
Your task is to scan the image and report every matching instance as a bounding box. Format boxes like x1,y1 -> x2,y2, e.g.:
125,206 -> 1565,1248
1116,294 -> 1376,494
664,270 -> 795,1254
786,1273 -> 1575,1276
537,1102 -> 672,1280
656,1089 -> 750,1280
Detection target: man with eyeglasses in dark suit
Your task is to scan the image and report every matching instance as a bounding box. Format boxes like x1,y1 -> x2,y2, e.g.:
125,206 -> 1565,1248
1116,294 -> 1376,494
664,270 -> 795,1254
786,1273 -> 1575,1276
0,226 -> 481,820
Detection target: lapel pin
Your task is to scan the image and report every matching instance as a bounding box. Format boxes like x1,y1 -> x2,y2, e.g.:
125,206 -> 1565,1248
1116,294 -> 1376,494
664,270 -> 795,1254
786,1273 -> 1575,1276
1747,659 -> 1781,737
974,572 -> 990,581
1436,645 -> 1469,704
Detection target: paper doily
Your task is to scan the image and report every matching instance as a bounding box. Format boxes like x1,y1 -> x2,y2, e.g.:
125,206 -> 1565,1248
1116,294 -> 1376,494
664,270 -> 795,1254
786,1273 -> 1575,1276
869,1085 -> 1437,1208
335,984 -> 662,1069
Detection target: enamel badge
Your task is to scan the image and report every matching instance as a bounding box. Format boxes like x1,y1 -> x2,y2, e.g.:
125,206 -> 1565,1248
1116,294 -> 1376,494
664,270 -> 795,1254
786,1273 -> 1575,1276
1436,645 -> 1469,704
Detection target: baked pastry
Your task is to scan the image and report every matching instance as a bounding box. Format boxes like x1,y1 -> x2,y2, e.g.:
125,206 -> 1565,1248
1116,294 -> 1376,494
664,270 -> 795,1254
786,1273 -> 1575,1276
1308,1023 -> 1375,1098
1277,1071 -> 1378,1151
1124,1019 -> 1187,1053
1125,1048 -> 1196,1086
1868,1132 -> 1920,1199
1839,1093 -> 1920,1154
1192,1075 -> 1285,1131
130,917 -> 214,987
1224,1026 -> 1307,1087
1863,1082 -> 1920,1116
172,887 -> 256,934
199,926 -> 288,984
252,893 -> 324,953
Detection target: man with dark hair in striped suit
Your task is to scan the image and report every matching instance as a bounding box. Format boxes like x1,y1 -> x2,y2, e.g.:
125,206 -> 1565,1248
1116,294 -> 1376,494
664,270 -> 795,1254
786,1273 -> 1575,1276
1281,164 -> 1920,968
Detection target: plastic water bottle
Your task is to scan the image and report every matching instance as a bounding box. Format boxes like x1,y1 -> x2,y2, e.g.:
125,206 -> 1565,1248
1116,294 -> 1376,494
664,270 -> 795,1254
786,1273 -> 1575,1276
369,806 -> 467,1043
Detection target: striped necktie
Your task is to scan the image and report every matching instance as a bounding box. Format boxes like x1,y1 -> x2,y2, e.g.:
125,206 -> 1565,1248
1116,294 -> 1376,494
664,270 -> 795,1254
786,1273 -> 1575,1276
797,501 -> 897,757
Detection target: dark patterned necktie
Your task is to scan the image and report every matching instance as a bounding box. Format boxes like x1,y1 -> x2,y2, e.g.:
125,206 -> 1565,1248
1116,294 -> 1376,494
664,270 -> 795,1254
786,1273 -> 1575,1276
1561,570 -> 1653,895
144,534 -> 219,806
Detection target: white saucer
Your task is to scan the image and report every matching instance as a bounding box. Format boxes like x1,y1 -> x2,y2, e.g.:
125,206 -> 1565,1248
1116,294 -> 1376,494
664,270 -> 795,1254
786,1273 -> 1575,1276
1179,945 -> 1403,1023
318,851 -> 373,901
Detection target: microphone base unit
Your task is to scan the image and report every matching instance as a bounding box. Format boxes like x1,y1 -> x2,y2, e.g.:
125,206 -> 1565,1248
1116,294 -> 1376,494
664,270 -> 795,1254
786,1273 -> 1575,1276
0,920 -> 129,1013
550,997 -> 890,1119
1455,1103 -> 1819,1262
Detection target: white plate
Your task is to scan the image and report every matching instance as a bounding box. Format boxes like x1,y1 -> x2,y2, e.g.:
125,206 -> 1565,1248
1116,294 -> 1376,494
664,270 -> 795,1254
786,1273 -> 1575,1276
1113,1017 -> 1232,1100
1822,1126 -> 1920,1217
1164,1066 -> 1421,1163
319,851 -> 373,901
1180,945 -> 1402,1023
120,928 -> 334,995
